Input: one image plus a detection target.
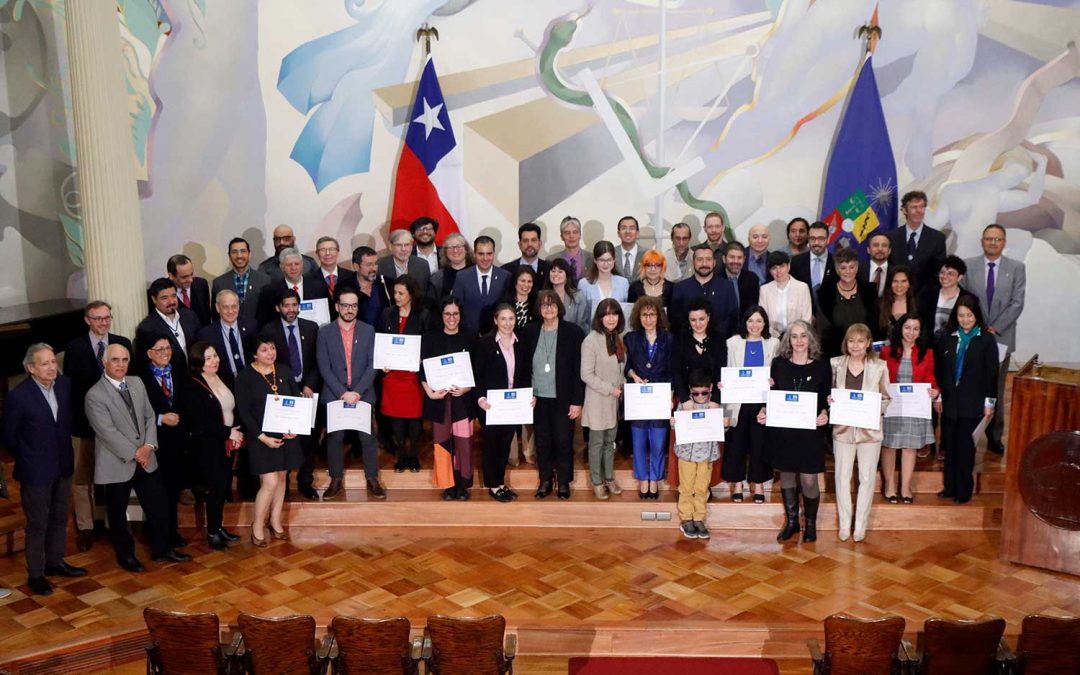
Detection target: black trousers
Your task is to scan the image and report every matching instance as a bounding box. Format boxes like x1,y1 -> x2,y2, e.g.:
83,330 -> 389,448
482,425 -> 516,488
296,405 -> 325,490
156,444 -> 183,540
104,465 -> 170,560
721,404 -> 771,483
533,397 -> 574,486
941,415 -> 980,500
390,417 -> 422,459
197,443 -> 233,533
21,475 -> 72,578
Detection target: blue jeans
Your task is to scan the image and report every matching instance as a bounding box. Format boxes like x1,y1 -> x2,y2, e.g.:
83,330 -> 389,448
631,420 -> 668,481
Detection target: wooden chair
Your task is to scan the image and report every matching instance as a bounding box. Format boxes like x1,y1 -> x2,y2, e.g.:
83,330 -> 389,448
144,607 -> 240,675
326,616 -> 421,674
806,613 -> 907,675
423,614 -> 516,675
1008,614 -> 1080,674
904,616 -> 1008,674
236,613 -> 331,675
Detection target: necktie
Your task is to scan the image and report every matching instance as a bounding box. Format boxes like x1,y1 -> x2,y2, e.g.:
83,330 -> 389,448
118,381 -> 140,432
812,257 -> 822,290
907,231 -> 917,260
327,274 -> 336,295
287,325 -> 302,378
568,257 -> 577,278
481,274 -> 489,297
986,262 -> 996,308
181,287 -> 190,307
873,266 -> 883,293
292,284 -> 300,295
160,375 -> 171,401
228,327 -> 242,374
624,252 -> 632,277
95,340 -> 105,371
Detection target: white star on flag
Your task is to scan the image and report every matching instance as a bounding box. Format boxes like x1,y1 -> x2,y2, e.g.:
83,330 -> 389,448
412,97 -> 445,140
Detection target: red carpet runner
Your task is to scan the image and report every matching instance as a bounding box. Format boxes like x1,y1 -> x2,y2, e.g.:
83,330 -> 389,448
568,656 -> 781,674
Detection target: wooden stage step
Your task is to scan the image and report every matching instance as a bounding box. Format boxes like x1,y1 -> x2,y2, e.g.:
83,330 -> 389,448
179,489 -> 1002,532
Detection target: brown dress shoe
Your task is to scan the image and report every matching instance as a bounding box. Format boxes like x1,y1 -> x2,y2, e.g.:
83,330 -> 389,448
323,478 -> 343,500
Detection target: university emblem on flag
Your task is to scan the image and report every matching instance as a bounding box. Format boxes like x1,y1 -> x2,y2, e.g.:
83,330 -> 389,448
824,189 -> 881,245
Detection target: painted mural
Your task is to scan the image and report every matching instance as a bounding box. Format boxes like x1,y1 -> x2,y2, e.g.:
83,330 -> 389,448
1,0 -> 1078,362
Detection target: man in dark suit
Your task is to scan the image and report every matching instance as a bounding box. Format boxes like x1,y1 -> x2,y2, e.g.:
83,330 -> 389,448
615,216 -> 645,282
63,300 -> 132,551
137,336 -> 187,550
255,247 -> 331,326
352,245 -> 387,327
257,224 -> 316,278
3,344 -> 87,595
167,254 -> 211,326
212,237 -> 272,323
196,289 -> 257,389
377,229 -> 431,294
259,289 -> 322,499
453,235 -> 511,333
134,278 -> 200,374
720,241 -> 760,318
790,221 -> 836,312
744,223 -> 774,285
312,235 -> 357,299
859,231 -> 892,297
888,190 -> 946,289
317,287 -> 383,500
501,222 -> 551,285
670,245 -> 741,338
85,344 -> 190,571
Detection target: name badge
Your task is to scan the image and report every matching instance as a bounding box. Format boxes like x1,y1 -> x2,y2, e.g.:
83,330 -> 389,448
692,411 -> 705,419
392,337 -> 405,345
283,399 -> 295,408
899,385 -> 913,393
849,392 -> 864,401
504,391 -> 517,400
641,385 -> 653,394
441,356 -> 454,365
785,394 -> 799,402
739,369 -> 752,377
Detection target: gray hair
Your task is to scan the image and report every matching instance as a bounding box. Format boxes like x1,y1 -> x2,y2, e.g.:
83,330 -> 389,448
437,232 -> 474,268
559,216 -> 581,235
776,319 -> 822,360
215,289 -> 240,304
389,229 -> 414,245
278,247 -> 302,265
23,342 -> 55,367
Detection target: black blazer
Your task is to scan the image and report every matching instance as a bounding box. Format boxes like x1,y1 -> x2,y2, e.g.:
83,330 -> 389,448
182,277 -> 212,326
181,375 -> 234,458
138,365 -> 186,455
255,277 -> 331,327
195,318 -> 258,389
63,333 -> 132,438
889,225 -> 946,290
259,317 -> 322,392
1,375 -> 74,485
134,308 -> 201,373
671,331 -> 726,403
501,258 -> 551,287
627,279 -> 674,308
377,306 -> 434,337
917,284 -> 977,339
519,320 -> 585,410
471,333 -> 531,424
790,251 -> 836,313
419,329 -> 477,424
723,271 -> 760,319
818,276 -> 881,352
935,331 -> 999,419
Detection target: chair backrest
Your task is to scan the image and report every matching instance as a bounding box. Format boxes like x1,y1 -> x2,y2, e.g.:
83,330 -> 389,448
237,613 -> 318,674
426,614 -> 508,675
1017,614 -> 1080,675
144,607 -> 227,675
920,617 -> 1006,675
822,613 -> 906,675
329,616 -> 414,675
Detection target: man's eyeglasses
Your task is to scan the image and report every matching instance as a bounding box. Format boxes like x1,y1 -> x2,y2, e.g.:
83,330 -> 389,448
337,303 -> 359,310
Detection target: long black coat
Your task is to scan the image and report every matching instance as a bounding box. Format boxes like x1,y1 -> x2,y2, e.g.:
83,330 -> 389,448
935,330 -> 999,419
519,320 -> 586,411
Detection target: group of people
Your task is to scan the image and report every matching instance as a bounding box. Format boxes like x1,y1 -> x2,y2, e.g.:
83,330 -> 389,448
0,192 -> 1024,595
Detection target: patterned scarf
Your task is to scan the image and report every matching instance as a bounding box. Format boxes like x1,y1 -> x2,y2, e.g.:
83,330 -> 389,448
151,364 -> 173,403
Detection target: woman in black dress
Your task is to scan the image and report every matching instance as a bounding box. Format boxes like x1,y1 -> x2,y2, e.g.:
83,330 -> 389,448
672,295 -> 726,404
934,295 -> 998,504
234,335 -> 302,547
758,319 -> 831,542
819,247 -> 879,356
627,249 -> 674,308
504,265 -> 539,336
420,297 -> 476,501
184,342 -> 244,550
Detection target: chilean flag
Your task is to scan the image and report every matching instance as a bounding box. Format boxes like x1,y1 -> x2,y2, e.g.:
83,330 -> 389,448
389,56 -> 466,244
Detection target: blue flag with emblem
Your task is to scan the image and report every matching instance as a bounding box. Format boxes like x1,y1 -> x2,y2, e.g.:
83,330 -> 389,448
820,54 -> 897,262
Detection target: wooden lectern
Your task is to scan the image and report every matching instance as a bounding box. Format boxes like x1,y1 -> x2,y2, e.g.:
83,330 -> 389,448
1000,357 -> 1080,576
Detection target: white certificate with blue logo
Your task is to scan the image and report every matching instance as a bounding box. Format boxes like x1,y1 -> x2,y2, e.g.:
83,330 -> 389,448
298,298 -> 331,326
624,382 -> 672,421
485,388 -> 533,425
326,400 -> 372,434
261,394 -> 315,435
674,408 -> 725,445
422,352 -> 475,390
765,390 -> 818,430
829,388 -> 882,430
720,366 -> 770,404
373,333 -> 422,371
884,383 -> 931,420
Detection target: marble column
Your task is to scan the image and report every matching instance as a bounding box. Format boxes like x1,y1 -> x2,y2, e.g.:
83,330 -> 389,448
65,0 -> 146,339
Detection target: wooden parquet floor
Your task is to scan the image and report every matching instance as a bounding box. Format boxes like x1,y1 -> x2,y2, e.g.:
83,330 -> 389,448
2,526 -> 1078,671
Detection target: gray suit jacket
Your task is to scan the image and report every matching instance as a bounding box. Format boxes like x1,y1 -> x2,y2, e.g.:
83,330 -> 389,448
963,255 -> 1026,350
316,320 -> 377,406
377,255 -> 431,290
85,376 -> 159,484
211,267 -> 272,322
616,246 -> 645,283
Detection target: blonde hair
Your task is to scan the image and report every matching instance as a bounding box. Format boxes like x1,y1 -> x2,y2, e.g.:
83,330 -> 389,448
840,323 -> 877,358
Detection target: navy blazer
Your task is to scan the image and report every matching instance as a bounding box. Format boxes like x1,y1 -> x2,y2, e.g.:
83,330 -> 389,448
134,307 -> 201,373
255,276 -> 331,327
669,276 -> 740,338
259,317 -> 322,393
63,332 -> 132,438
2,375 -> 74,485
624,329 -> 674,384
195,318 -> 258,389
138,365 -> 186,455
452,265 -> 511,333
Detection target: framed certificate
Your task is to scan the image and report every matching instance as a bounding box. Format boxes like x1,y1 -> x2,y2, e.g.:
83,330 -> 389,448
830,388 -> 882,430
485,388 -> 533,425
373,333 -> 422,371
674,408 -> 725,445
624,382 -> 672,421
720,366 -> 770,404
422,352 -> 476,390
765,390 -> 817,430
261,395 -> 315,435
